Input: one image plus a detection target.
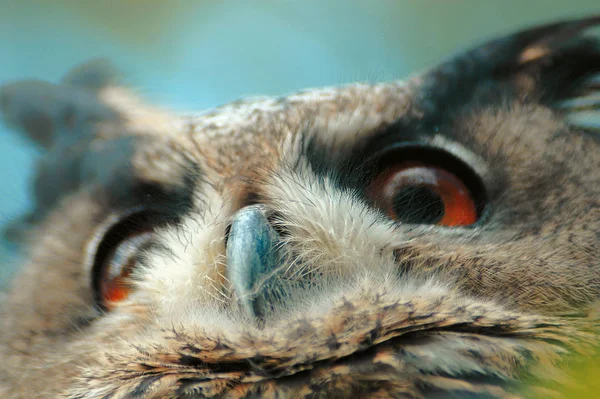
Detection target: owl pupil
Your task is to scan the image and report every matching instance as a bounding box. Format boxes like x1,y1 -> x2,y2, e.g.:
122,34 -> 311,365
392,185 -> 445,224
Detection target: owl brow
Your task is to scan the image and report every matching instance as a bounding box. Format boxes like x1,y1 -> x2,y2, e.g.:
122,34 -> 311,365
298,125 -> 402,194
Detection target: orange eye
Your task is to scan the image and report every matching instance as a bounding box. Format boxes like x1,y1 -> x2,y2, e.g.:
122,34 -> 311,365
367,162 -> 478,226
97,232 -> 152,308
91,211 -> 159,311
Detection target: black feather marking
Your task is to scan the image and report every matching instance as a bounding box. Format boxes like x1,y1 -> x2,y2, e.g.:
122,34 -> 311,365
411,16 -> 600,128
129,374 -> 164,397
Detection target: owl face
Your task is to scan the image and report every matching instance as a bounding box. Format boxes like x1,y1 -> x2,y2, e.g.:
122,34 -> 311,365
1,18 -> 599,399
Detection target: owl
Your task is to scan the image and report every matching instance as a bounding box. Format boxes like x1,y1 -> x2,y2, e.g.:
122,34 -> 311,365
0,16 -> 599,399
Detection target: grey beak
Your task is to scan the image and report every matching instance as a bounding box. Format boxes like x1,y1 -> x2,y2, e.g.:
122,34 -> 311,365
226,205 -> 287,319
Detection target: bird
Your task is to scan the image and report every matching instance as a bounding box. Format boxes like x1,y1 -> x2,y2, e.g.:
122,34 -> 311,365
0,16 -> 599,399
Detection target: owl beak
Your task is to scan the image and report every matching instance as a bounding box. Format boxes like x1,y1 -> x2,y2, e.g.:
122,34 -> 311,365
226,204 -> 288,319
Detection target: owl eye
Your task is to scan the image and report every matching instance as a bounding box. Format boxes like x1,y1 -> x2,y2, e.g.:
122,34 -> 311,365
91,211 -> 157,310
364,147 -> 485,226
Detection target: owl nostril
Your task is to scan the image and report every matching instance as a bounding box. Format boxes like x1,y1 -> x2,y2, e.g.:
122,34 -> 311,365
266,211 -> 291,239
223,222 -> 232,248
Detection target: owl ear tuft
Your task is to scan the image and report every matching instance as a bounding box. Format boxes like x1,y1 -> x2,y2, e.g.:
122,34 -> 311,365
515,17 -> 600,121
516,17 -> 600,65
61,58 -> 120,91
0,59 -> 121,149
415,16 -> 600,133
493,17 -> 600,133
527,18 -> 600,133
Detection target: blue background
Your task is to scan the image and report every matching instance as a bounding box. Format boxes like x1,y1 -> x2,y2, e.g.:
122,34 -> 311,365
1,1 -> 598,284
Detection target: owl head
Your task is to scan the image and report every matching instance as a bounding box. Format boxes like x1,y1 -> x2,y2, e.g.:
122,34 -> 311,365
0,17 -> 599,399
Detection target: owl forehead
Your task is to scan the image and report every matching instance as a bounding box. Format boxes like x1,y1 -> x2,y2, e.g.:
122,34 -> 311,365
147,81 -> 416,180
129,79 -> 560,192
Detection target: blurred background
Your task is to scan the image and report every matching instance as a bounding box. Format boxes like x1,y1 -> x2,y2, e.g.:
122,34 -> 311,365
0,1 -> 599,285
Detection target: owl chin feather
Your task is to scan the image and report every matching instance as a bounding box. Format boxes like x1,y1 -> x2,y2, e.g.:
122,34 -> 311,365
65,280 -> 595,398
1,16 -> 600,399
